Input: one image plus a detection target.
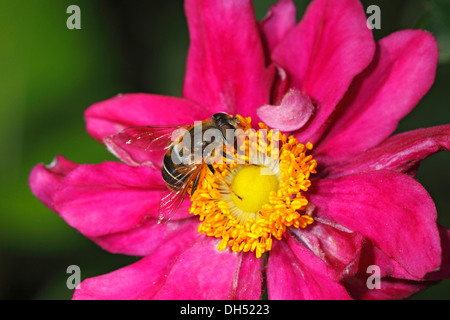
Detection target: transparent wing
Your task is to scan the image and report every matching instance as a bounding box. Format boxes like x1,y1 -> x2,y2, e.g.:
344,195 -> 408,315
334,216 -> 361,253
107,125 -> 189,167
158,164 -> 204,223
116,125 -> 188,153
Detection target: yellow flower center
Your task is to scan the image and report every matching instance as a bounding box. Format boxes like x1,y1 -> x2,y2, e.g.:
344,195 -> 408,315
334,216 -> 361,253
231,165 -> 279,213
188,116 -> 317,258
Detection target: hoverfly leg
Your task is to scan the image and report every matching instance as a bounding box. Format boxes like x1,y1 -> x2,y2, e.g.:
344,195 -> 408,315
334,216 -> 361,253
206,161 -> 243,200
222,150 -> 235,161
191,172 -> 201,197
207,163 -> 215,175
233,190 -> 243,200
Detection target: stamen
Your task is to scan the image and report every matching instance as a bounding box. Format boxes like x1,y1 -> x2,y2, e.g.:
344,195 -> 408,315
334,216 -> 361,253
189,116 -> 317,258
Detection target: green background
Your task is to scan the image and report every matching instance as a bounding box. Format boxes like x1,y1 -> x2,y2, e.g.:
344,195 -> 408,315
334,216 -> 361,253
0,0 -> 448,300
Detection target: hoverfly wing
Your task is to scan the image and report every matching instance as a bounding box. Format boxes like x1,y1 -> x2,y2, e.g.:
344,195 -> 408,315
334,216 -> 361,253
157,164 -> 203,223
117,126 -> 185,151
105,125 -> 189,167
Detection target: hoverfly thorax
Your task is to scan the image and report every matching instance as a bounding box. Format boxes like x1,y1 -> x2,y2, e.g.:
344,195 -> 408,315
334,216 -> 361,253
212,112 -> 239,145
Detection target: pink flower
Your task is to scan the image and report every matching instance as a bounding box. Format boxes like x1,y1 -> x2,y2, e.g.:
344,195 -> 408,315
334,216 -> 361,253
29,0 -> 450,300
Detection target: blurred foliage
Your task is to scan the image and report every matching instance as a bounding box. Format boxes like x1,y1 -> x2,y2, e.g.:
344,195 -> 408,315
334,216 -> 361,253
0,0 -> 448,300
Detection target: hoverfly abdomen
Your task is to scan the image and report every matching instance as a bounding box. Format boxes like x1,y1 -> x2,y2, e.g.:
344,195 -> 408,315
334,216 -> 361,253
162,151 -> 190,190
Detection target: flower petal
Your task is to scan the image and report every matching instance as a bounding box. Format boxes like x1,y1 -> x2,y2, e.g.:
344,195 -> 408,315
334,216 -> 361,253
233,251 -> 264,299
154,239 -> 262,299
29,155 -> 79,211
426,225 -> 450,280
259,0 -> 297,55
270,65 -> 291,105
361,241 -> 421,280
73,229 -> 199,300
267,234 -> 352,299
289,218 -> 364,281
315,30 -> 439,166
183,0 -> 273,120
257,89 -> 314,131
272,0 -> 375,144
344,275 -> 430,300
74,236 -> 262,300
323,125 -> 450,178
85,93 -> 210,142
91,217 -> 198,257
53,161 -> 188,238
309,170 -> 441,279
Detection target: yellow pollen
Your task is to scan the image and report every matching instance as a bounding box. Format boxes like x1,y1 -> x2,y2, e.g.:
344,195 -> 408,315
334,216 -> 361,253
188,116 -> 317,258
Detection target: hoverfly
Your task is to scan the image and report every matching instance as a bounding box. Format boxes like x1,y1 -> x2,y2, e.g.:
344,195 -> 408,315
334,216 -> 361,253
106,113 -> 249,223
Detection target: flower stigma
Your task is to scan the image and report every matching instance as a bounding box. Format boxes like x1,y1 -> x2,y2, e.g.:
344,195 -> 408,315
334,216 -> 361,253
188,116 -> 317,258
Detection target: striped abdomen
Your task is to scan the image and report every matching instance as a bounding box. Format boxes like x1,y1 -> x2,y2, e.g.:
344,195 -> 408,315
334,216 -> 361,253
161,150 -> 190,190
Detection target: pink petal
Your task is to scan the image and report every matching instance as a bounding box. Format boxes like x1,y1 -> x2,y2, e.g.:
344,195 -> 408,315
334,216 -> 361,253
323,124 -> 450,178
53,161 -> 187,238
233,251 -> 264,299
289,218 -> 364,281
257,89 -> 314,131
272,0 -> 375,144
426,225 -> 450,280
345,239 -> 438,299
183,0 -> 274,120
259,0 -> 297,55
315,30 -> 439,166
85,93 -> 210,142
344,275 -> 429,300
29,155 -> 79,211
73,230 -> 199,300
91,217 -> 198,257
74,236 -> 262,300
267,234 -> 352,299
357,240 -> 423,280
309,170 -> 441,279
270,65 -> 290,105
154,239 -> 262,299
